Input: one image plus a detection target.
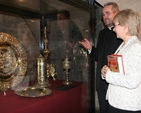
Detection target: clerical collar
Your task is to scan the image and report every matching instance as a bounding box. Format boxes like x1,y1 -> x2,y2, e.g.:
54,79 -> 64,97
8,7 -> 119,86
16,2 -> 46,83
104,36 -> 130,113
109,26 -> 114,30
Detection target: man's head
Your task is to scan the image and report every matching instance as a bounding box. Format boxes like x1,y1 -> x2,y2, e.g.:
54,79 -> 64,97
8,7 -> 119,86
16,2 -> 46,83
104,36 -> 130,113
57,10 -> 70,31
102,2 -> 119,27
57,10 -> 70,20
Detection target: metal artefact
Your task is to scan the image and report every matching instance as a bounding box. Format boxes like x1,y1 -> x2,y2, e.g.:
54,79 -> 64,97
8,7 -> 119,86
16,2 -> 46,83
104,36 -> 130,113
36,54 -> 51,87
0,32 -> 27,91
35,26 -> 57,88
62,56 -> 72,85
15,87 -> 52,97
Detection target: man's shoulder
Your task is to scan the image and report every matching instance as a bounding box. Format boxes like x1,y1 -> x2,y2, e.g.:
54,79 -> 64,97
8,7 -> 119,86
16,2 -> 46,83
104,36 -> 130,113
98,27 -> 109,35
100,27 -> 109,32
99,27 -> 109,33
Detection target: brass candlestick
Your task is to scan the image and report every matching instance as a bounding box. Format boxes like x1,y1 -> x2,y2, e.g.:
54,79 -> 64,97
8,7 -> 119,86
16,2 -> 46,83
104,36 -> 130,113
36,26 -> 57,88
43,26 -> 57,80
42,26 -> 50,58
62,56 -> 72,85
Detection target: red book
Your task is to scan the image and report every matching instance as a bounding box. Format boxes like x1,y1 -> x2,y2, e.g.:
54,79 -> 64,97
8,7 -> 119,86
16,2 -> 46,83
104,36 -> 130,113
107,54 -> 125,74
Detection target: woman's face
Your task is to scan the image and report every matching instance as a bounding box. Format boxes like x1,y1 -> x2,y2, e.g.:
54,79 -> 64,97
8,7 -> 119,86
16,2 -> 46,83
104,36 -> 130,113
113,22 -> 125,39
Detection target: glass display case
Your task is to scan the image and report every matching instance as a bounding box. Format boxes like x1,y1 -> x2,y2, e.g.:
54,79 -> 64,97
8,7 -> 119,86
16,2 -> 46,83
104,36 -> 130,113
0,0 -> 95,112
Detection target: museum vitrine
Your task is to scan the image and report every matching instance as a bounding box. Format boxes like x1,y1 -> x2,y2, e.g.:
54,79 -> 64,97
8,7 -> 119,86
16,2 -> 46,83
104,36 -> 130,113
0,0 -> 95,112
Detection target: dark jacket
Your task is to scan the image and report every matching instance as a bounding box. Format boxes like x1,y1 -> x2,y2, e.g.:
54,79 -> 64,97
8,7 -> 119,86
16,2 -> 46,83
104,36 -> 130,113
90,27 -> 122,90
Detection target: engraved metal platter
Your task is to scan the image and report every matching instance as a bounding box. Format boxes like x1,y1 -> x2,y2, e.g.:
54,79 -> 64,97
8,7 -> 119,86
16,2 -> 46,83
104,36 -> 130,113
0,32 -> 27,91
15,87 -> 52,97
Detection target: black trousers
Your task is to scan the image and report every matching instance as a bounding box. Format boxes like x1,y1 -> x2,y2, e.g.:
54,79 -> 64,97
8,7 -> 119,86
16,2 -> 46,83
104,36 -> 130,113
109,105 -> 141,113
97,90 -> 109,113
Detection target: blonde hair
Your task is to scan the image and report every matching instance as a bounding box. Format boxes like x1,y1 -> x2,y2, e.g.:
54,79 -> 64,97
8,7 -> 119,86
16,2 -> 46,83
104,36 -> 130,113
113,9 -> 140,36
104,2 -> 119,13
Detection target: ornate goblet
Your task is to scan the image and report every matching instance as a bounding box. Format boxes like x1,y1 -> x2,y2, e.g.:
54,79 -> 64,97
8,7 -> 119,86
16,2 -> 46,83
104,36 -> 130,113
62,56 -> 72,85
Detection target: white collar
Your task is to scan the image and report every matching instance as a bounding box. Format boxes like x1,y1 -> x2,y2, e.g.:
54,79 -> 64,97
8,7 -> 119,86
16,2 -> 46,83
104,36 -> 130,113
108,26 -> 114,30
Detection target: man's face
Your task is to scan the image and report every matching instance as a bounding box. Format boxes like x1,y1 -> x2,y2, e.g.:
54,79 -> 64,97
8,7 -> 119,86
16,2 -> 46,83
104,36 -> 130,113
57,13 -> 69,31
57,13 -> 67,20
102,5 -> 117,27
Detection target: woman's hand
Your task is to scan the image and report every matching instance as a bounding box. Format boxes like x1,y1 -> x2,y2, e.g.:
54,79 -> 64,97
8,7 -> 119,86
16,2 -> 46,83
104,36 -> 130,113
101,65 -> 110,78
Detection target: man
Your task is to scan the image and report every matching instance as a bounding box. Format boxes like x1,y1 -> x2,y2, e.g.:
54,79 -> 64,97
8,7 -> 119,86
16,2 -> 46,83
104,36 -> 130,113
79,2 -> 122,113
56,10 -> 84,47
48,10 -> 84,81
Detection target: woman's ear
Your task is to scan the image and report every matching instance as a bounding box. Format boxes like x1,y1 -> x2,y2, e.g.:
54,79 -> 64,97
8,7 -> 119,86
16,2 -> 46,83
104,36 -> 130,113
124,26 -> 128,32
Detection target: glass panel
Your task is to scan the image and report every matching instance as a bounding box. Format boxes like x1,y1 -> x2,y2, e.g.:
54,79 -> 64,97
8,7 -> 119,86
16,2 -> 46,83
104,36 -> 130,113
0,14 -> 40,82
0,0 -> 40,11
45,0 -> 94,112
0,0 -> 95,112
47,10 -> 90,82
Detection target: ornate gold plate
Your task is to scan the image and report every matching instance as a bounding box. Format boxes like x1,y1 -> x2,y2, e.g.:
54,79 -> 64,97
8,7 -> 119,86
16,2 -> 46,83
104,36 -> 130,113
0,32 -> 27,91
15,87 -> 52,97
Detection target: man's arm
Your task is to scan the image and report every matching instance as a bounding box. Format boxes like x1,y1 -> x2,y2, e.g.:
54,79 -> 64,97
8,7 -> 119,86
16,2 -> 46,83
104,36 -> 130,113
79,38 -> 98,60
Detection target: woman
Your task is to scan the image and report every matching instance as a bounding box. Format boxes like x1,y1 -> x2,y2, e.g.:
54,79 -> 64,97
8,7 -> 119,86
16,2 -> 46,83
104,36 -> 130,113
101,9 -> 141,113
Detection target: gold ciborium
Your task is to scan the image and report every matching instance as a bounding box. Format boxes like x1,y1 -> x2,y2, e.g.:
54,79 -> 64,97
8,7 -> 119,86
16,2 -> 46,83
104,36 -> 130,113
62,56 -> 72,85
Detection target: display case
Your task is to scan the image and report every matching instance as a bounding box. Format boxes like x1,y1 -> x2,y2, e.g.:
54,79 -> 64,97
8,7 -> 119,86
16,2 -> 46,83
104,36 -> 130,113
0,0 -> 95,112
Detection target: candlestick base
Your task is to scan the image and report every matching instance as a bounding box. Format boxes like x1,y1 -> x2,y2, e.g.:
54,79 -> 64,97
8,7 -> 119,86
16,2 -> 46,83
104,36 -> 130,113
63,80 -> 72,85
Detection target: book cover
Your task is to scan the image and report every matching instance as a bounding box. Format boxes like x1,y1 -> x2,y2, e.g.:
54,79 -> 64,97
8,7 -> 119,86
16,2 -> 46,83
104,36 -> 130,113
107,54 -> 125,74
